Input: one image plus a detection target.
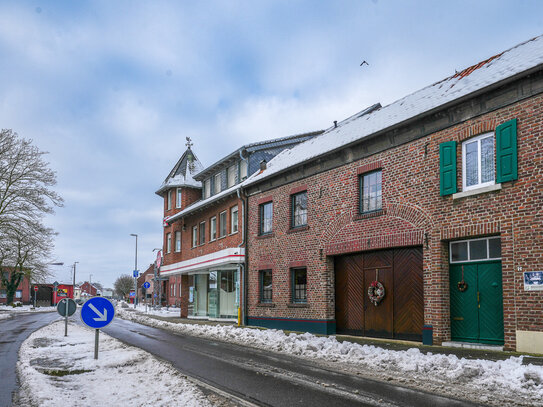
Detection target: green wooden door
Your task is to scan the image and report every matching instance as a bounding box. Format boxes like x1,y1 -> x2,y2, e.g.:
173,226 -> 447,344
449,261 -> 503,345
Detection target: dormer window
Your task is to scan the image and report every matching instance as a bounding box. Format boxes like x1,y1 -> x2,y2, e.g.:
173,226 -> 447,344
214,173 -> 222,194
204,179 -> 211,199
240,160 -> 248,180
227,165 -> 236,188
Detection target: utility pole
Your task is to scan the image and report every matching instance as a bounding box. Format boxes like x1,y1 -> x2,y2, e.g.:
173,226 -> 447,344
130,234 -> 138,309
72,261 -> 78,299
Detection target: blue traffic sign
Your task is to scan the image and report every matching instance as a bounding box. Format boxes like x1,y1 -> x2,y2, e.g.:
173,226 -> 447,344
143,281 -> 150,289
133,270 -> 139,278
80,297 -> 115,329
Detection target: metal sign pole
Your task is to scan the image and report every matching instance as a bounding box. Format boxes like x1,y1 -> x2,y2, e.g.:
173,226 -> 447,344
64,299 -> 69,337
94,329 -> 99,359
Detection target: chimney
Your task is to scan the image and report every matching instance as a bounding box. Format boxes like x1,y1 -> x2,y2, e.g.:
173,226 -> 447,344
259,159 -> 267,171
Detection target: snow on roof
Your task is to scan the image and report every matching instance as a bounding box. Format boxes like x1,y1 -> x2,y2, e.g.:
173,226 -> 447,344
243,35 -> 543,187
156,148 -> 204,195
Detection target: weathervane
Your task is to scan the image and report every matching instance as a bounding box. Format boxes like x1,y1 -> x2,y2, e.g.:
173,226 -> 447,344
185,137 -> 193,149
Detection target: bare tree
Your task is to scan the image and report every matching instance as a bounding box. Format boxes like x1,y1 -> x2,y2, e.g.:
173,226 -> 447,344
0,130 -> 63,304
114,274 -> 134,299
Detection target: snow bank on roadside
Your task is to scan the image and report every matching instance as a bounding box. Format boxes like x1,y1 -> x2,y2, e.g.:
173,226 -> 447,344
0,305 -> 56,313
118,308 -> 543,406
16,321 -> 211,407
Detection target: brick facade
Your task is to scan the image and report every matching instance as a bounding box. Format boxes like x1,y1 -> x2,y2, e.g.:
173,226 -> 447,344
246,84 -> 543,350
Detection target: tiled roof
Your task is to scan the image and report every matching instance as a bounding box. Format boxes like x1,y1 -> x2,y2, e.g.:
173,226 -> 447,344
156,148 -> 204,195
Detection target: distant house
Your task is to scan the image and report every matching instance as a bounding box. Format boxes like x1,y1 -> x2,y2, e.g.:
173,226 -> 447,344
79,281 -> 99,297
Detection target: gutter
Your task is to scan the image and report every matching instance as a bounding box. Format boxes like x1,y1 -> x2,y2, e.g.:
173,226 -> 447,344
237,186 -> 249,326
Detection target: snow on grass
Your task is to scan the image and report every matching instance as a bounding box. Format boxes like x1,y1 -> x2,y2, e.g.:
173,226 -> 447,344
117,307 -> 543,406
128,302 -> 181,318
0,304 -> 56,314
16,321 -> 211,407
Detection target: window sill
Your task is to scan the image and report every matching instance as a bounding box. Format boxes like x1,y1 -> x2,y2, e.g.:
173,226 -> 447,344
256,233 -> 274,240
287,302 -> 309,308
353,209 -> 386,220
453,183 -> 502,200
257,302 -> 275,308
229,231 -> 239,236
287,225 -> 309,234
217,235 -> 227,240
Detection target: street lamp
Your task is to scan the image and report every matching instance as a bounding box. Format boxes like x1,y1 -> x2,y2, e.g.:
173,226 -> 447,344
72,262 -> 78,300
89,274 -> 93,297
130,234 -> 138,309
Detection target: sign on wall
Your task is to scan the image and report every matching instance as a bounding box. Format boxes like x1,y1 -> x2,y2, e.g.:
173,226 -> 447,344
524,271 -> 543,291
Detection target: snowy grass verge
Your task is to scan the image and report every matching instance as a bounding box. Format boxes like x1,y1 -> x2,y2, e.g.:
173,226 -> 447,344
117,307 -> 543,406
16,321 -> 211,407
0,305 -> 56,314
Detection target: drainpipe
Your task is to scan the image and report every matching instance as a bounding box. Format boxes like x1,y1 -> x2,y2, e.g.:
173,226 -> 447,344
237,186 -> 248,326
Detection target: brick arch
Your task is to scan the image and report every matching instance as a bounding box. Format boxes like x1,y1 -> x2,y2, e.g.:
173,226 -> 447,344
319,201 -> 434,250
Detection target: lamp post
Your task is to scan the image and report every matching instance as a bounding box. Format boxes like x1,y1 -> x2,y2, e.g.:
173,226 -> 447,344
130,234 -> 138,309
89,274 -> 93,298
72,262 -> 78,300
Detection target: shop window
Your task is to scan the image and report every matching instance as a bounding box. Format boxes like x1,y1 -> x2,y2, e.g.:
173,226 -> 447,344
291,268 -> 307,303
260,270 -> 272,303
359,170 -> 382,213
259,202 -> 273,235
231,206 -> 238,234
450,237 -> 501,263
219,211 -> 227,238
291,191 -> 307,228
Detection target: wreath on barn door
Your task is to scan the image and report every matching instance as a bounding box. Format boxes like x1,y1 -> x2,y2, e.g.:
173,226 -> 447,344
367,269 -> 385,306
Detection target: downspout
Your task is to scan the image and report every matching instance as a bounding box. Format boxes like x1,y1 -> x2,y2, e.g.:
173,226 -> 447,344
237,186 -> 248,326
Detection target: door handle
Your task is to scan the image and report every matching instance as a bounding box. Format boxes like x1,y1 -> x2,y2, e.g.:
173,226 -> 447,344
477,291 -> 480,308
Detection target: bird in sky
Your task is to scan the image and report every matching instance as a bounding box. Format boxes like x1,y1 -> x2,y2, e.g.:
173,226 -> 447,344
360,60 -> 369,66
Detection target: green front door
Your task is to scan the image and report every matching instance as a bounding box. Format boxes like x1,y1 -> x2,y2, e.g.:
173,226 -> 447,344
449,261 -> 504,345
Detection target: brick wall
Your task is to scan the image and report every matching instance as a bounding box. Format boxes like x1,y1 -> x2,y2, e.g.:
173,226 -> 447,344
247,93 -> 543,350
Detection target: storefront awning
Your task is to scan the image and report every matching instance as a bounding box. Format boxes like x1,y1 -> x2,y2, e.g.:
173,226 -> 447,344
159,248 -> 245,277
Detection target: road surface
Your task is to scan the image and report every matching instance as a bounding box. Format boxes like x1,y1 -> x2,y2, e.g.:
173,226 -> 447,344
0,312 -> 59,407
101,317 -> 481,407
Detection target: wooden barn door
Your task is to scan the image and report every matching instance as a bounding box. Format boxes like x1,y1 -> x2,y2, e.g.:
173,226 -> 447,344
335,254 -> 364,335
363,250 -> 394,338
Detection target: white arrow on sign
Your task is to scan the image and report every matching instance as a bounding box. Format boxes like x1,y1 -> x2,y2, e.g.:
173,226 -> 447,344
89,303 -> 108,322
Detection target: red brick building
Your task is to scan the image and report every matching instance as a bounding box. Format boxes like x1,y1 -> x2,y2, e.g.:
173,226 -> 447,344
79,281 -> 99,298
0,274 -> 31,304
243,36 -> 543,352
157,133 -> 321,320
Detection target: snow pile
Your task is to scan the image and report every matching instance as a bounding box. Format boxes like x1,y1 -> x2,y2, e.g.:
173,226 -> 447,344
130,303 -> 181,318
16,321 -> 211,407
0,305 -> 56,317
117,308 -> 543,406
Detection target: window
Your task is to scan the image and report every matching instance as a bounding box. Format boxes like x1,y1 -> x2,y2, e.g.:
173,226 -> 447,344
292,268 -> 307,303
199,222 -> 205,245
231,206 -> 238,234
360,170 -> 382,213
173,282 -> 176,297
227,165 -> 236,188
214,173 -> 222,194
166,233 -> 171,253
0,289 -> 6,299
176,188 -> 182,208
167,190 -> 172,210
204,179 -> 211,199
210,216 -> 217,241
240,160 -> 248,180
291,191 -> 307,228
175,231 -> 181,252
219,211 -> 227,238
450,237 -> 501,263
192,226 -> 198,248
15,290 -> 22,298
260,270 -> 272,303
259,202 -> 273,234
179,283 -> 182,297
462,133 -> 495,191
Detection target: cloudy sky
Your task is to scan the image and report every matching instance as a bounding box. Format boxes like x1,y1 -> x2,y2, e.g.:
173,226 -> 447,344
0,1 -> 541,288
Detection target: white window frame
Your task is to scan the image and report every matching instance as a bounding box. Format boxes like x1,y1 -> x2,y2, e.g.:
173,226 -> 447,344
462,132 -> 495,192
214,173 -> 222,194
176,188 -> 182,208
204,179 -> 211,199
227,165 -> 236,188
210,216 -> 217,241
240,160 -> 248,180
199,221 -> 206,245
166,233 -> 171,253
175,231 -> 181,252
449,236 -> 501,263
192,226 -> 198,248
167,190 -> 172,210
219,211 -> 227,238
231,206 -> 238,234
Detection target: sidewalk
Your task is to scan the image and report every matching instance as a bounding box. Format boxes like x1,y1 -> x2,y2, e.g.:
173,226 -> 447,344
124,307 -> 543,366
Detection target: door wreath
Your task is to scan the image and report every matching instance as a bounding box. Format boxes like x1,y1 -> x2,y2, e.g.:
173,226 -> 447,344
368,280 -> 385,306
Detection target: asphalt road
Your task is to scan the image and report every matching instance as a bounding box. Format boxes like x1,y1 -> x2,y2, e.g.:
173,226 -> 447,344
0,312 -> 59,407
101,317 -> 482,407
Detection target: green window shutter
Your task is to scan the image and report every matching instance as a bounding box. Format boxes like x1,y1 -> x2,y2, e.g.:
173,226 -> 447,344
440,140 -> 457,196
496,119 -> 518,183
